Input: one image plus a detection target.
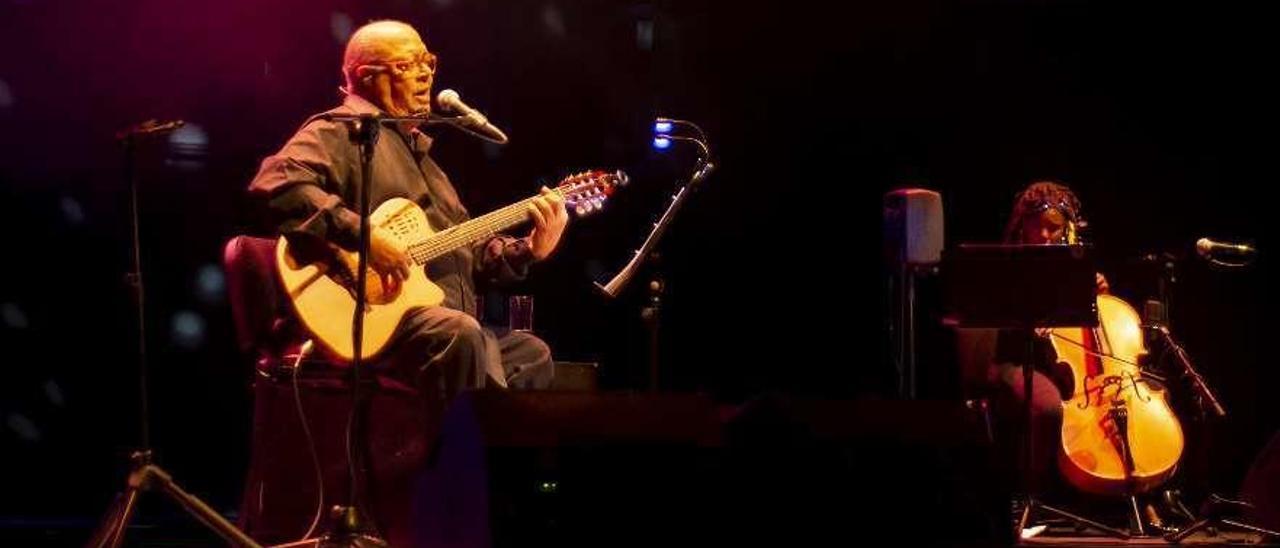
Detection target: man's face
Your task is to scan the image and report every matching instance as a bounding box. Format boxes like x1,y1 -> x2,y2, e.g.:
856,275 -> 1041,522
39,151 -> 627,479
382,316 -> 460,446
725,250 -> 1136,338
1021,207 -> 1068,245
365,30 -> 437,116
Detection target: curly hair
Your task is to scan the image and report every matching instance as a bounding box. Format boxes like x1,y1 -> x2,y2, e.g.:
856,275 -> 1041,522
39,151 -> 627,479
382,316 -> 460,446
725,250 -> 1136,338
1002,181 -> 1083,243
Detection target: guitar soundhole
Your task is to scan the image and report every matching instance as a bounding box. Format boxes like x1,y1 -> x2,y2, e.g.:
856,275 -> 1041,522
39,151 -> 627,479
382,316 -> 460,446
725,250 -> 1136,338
387,213 -> 420,239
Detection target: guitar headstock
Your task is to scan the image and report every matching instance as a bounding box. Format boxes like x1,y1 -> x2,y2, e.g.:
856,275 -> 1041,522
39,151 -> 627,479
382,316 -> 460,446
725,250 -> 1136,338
555,170 -> 628,216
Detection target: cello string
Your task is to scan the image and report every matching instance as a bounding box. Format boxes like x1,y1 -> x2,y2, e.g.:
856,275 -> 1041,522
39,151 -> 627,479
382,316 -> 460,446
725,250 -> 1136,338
1046,331 -> 1143,368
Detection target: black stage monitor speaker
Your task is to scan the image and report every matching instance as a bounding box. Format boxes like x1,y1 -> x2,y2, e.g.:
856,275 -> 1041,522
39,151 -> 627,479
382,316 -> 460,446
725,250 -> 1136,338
885,188 -> 944,266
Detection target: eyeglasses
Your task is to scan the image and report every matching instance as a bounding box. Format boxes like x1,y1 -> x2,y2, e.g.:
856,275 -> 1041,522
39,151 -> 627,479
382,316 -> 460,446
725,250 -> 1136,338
379,52 -> 438,76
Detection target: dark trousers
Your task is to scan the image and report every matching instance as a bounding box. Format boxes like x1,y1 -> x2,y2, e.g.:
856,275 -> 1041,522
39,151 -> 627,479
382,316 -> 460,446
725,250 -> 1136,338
378,306 -> 555,405
989,363 -> 1065,495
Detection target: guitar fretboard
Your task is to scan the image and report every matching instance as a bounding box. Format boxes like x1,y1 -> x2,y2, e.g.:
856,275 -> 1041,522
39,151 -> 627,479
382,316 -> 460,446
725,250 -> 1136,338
405,189 -> 563,264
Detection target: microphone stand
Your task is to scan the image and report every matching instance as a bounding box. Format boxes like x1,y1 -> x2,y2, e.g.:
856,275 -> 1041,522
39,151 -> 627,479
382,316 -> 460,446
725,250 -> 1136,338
595,123 -> 715,392
302,111 -> 436,548
1151,321 -> 1279,544
1136,256 -> 1277,543
1149,325 -> 1226,420
276,108 -> 506,548
87,120 -> 264,548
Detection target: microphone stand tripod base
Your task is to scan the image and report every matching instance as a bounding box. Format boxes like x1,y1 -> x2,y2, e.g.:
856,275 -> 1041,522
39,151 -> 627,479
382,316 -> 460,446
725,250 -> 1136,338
316,506 -> 388,548
267,506 -> 389,548
1163,495 -> 1280,544
1018,497 -> 1132,540
87,450 -> 263,548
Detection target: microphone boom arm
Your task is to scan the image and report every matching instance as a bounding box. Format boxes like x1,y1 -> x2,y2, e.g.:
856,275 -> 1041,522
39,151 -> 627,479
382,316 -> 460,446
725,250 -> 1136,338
1153,325 -> 1227,418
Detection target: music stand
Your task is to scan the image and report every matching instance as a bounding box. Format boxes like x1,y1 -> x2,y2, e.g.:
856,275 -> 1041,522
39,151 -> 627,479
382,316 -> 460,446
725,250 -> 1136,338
947,244 -> 1132,540
946,244 -> 1097,329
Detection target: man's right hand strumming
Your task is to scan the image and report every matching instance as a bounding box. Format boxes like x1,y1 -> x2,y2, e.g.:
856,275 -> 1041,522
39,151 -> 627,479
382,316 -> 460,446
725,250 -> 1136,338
370,226 -> 411,282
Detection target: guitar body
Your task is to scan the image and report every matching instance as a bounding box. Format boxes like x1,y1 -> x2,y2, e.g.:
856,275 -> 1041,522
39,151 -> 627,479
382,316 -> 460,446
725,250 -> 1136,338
1052,294 -> 1185,495
276,197 -> 444,362
272,170 -> 627,364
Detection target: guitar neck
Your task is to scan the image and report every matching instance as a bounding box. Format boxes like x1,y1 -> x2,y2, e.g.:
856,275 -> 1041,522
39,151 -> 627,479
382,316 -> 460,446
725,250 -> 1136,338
406,190 -> 558,264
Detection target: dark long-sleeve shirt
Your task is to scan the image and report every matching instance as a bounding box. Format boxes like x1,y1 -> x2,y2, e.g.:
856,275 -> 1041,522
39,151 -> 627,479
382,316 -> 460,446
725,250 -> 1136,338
248,94 -> 533,318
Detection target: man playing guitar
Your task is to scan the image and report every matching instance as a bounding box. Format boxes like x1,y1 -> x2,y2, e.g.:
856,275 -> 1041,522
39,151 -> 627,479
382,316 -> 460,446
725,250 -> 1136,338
248,20 -> 566,400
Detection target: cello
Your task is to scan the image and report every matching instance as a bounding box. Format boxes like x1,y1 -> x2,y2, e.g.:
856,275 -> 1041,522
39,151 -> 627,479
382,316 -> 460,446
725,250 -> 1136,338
1049,293 -> 1185,495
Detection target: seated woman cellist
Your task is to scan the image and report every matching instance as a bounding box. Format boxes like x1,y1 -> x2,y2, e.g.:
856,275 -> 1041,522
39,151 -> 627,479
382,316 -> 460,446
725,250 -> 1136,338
986,181 -> 1111,493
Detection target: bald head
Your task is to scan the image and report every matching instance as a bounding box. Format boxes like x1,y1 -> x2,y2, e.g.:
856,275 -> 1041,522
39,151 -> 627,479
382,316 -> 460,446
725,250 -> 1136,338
341,20 -> 436,116
343,20 -> 421,89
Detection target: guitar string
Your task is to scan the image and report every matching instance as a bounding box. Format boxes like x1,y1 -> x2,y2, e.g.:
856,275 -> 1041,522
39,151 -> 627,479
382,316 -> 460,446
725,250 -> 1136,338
403,176 -> 612,263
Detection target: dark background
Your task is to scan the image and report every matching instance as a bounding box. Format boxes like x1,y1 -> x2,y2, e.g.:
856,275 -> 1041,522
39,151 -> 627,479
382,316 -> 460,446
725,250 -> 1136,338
1,0 -> 1275,525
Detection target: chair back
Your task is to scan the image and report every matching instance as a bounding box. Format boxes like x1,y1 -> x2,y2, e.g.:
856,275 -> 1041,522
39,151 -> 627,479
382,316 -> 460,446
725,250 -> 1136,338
223,235 -> 288,358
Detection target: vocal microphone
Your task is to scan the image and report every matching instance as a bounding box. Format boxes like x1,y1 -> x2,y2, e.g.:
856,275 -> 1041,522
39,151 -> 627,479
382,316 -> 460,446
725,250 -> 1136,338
1195,237 -> 1256,261
436,89 -> 509,144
